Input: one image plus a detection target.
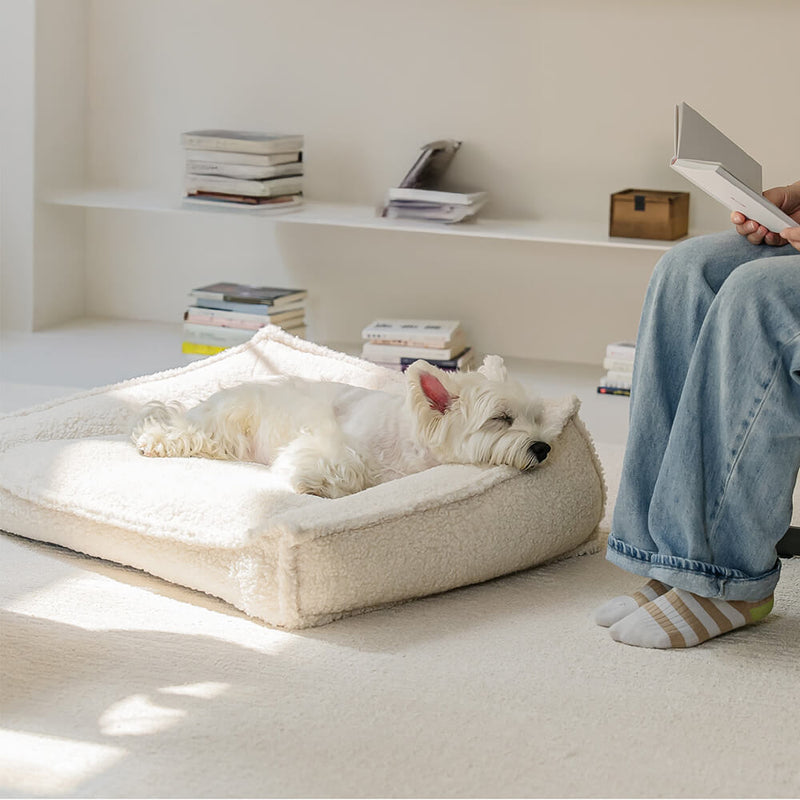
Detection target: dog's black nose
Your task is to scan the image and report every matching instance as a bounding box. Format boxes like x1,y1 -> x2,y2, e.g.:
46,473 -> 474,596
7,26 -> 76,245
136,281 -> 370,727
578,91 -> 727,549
529,441 -> 550,463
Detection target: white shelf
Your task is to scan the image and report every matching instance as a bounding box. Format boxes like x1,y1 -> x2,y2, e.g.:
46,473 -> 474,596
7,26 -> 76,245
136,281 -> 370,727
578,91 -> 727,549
43,189 -> 708,251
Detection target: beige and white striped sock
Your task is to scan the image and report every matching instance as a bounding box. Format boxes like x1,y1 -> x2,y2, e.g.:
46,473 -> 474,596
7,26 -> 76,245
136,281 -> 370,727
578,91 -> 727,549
608,587 -> 774,649
593,579 -> 670,627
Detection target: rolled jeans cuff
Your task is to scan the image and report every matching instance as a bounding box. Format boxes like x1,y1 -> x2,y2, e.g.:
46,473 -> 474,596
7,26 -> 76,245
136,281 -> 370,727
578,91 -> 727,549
606,534 -> 781,601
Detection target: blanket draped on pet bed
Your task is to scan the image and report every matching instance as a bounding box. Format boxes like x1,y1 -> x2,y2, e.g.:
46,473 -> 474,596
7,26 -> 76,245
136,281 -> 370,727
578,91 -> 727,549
0,327 -> 605,629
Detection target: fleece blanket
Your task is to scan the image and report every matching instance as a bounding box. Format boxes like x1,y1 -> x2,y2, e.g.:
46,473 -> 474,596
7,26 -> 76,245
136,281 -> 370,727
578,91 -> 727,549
0,327 -> 605,628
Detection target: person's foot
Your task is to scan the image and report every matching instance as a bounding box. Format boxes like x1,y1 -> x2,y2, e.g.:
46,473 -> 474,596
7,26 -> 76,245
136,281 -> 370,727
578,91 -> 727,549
608,588 -> 774,648
593,579 -> 670,627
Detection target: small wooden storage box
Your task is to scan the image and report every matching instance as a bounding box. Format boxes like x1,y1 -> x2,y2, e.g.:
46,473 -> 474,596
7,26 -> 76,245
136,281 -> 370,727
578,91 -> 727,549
609,189 -> 689,240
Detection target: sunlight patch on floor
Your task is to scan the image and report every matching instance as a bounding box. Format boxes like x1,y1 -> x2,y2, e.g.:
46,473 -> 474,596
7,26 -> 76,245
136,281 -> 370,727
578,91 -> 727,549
98,693 -> 188,737
0,728 -> 125,795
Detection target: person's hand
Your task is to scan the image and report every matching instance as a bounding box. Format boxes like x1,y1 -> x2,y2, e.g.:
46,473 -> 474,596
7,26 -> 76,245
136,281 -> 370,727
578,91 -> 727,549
731,180 -> 800,252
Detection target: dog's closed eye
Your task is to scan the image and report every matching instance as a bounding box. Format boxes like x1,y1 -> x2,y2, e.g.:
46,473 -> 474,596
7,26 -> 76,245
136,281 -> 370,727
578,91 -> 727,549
488,412 -> 515,428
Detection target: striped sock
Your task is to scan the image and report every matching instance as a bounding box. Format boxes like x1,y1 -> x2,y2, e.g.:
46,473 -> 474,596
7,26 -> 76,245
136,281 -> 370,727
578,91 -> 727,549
593,579 -> 670,627
608,587 -> 774,648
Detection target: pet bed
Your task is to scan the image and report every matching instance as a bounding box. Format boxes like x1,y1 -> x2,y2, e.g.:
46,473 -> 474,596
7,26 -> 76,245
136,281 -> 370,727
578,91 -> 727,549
0,327 -> 605,629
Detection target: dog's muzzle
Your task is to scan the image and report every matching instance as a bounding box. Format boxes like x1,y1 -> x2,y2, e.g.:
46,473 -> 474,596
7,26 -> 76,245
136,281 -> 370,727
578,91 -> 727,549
528,441 -> 550,465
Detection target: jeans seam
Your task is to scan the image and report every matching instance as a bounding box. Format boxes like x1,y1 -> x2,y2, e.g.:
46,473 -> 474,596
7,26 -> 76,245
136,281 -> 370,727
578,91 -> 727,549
708,328 -> 800,549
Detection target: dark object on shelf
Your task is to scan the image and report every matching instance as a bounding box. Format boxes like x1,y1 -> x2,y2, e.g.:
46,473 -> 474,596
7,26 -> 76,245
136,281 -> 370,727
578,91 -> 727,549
398,139 -> 462,190
778,526 -> 800,557
609,188 -> 689,240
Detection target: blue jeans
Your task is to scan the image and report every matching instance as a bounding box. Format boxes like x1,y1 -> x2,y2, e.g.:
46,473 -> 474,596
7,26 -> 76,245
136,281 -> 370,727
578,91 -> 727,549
608,231 -> 800,600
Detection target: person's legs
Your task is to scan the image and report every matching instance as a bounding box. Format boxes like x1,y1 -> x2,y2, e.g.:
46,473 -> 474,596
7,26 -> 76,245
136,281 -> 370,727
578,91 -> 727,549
610,232 -> 796,564
598,234 -> 800,642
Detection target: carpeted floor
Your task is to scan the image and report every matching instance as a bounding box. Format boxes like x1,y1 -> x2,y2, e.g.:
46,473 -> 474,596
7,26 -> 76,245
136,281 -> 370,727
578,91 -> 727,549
2,528 -> 799,798
1,327 -> 799,798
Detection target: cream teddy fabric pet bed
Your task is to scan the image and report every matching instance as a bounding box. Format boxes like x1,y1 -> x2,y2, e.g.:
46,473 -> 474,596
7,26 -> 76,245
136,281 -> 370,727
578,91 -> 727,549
0,327 -> 605,629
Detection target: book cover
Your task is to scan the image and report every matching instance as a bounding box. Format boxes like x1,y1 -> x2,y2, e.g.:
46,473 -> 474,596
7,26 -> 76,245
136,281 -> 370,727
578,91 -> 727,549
194,298 -> 306,314
184,306 -> 305,329
182,323 -> 255,347
362,319 -> 462,347
365,331 -> 467,350
383,201 -> 485,223
397,139 -> 462,190
184,149 -> 301,167
399,348 -> 476,372
597,386 -> 631,397
600,370 -> 633,389
673,102 -> 762,191
182,341 -> 228,356
281,324 -> 307,339
181,129 -> 304,155
182,325 -> 306,356
605,341 -> 635,361
189,283 -> 307,307
361,341 -> 469,363
602,356 -> 635,373
182,194 -> 303,212
671,103 -> 798,234
186,161 -> 304,180
185,174 -> 303,198
386,188 -> 488,206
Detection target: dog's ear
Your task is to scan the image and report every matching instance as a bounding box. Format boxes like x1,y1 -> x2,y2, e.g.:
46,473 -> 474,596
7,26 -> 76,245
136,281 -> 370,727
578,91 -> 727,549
405,361 -> 454,414
478,354 -> 507,382
419,371 -> 452,413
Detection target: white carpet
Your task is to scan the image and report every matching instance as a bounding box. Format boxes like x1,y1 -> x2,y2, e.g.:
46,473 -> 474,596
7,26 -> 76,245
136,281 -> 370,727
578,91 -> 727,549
1,376 -> 799,798
2,470 -> 799,797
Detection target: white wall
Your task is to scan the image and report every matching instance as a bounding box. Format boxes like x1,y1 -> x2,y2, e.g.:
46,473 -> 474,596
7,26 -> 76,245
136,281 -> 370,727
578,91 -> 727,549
0,0 -> 87,332
34,0 -> 87,328
0,0 -> 36,331
12,0 -> 800,362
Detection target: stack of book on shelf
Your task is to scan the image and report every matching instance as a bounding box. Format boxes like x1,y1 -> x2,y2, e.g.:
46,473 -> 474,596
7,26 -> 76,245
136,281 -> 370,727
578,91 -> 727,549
597,341 -> 635,396
381,139 -> 488,224
181,129 -> 304,211
360,319 -> 475,372
183,282 -> 307,358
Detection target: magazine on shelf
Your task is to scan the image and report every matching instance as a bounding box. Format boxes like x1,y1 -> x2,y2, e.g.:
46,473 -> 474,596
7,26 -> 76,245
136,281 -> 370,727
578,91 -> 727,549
184,174 -> 303,198
670,102 -> 797,233
184,149 -> 302,167
186,161 -> 304,180
397,139 -> 462,190
383,200 -> 486,223
181,130 -> 304,155
387,188 -> 487,206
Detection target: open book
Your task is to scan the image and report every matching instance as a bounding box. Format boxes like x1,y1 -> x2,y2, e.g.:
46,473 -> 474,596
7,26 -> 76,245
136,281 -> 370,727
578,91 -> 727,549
671,103 -> 797,233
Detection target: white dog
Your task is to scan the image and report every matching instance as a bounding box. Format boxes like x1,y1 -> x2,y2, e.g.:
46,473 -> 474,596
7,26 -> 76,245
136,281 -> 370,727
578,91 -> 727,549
131,355 -> 554,498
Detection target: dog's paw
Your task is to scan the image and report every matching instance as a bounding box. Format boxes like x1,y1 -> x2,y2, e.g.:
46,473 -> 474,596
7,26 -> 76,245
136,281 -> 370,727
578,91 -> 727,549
291,475 -> 357,499
134,433 -> 168,458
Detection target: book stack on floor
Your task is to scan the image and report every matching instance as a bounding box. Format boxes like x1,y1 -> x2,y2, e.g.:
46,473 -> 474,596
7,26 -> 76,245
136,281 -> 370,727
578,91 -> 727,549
181,129 -> 304,211
380,139 -> 488,224
183,282 -> 307,359
597,341 -> 635,396
360,319 -> 475,372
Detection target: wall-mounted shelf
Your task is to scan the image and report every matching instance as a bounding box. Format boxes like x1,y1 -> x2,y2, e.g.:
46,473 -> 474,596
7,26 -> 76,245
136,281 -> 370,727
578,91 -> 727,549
44,189 -> 710,251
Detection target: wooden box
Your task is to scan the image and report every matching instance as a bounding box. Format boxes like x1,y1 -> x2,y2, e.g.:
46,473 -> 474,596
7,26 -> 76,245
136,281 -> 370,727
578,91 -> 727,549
609,189 -> 689,240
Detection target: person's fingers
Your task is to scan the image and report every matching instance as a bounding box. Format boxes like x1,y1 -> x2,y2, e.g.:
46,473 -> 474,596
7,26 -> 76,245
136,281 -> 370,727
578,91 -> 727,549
763,231 -> 787,246
734,218 -> 766,244
781,226 -> 800,252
